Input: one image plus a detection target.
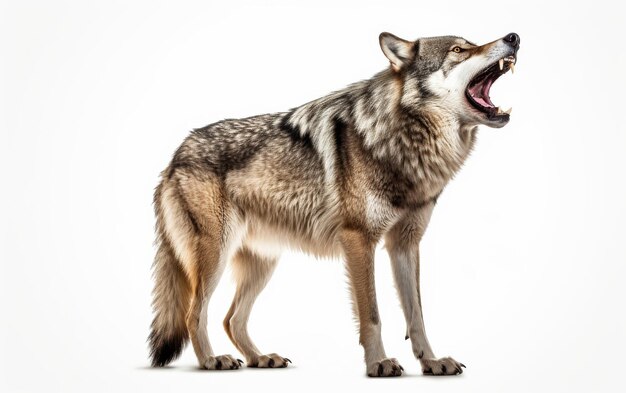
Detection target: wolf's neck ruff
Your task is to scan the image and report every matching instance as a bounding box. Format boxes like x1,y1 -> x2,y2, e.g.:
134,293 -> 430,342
280,68 -> 474,197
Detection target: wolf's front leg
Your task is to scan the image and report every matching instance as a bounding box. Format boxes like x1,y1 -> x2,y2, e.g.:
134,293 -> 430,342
340,229 -> 403,377
385,205 -> 465,376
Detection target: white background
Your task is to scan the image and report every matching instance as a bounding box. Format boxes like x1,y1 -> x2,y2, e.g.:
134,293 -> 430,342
2,0 -> 625,392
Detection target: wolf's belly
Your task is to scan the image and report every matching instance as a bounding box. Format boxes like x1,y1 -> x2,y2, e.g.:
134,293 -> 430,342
242,218 -> 343,260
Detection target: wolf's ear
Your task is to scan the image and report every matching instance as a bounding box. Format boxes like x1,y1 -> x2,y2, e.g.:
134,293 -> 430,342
379,32 -> 415,72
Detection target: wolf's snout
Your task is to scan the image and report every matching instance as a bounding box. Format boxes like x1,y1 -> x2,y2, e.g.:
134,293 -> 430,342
503,32 -> 520,49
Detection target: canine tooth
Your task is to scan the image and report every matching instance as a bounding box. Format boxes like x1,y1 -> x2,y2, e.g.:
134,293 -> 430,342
503,107 -> 512,114
510,62 -> 515,73
499,58 -> 504,70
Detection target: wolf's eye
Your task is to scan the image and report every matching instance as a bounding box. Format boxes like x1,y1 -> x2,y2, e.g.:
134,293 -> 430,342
452,46 -> 463,53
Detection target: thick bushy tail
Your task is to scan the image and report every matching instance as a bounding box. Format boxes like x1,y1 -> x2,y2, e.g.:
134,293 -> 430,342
148,232 -> 191,367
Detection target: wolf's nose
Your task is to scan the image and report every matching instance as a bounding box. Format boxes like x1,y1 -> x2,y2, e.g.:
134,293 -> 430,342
504,32 -> 520,48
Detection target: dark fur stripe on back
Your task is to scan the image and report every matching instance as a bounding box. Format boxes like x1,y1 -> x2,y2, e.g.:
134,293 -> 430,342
279,112 -> 314,148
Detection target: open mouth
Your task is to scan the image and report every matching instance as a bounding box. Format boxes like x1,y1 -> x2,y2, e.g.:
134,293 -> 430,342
465,56 -> 516,120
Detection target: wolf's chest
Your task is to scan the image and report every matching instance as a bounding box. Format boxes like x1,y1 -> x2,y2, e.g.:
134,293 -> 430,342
369,125 -> 475,213
412,125 -> 476,195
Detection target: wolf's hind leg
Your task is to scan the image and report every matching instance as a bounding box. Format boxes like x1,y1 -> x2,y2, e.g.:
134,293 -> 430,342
385,205 -> 464,376
165,173 -> 245,371
185,230 -> 245,370
223,248 -> 291,368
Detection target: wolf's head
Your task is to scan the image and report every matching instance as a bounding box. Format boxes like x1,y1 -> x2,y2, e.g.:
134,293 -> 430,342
379,32 -> 520,128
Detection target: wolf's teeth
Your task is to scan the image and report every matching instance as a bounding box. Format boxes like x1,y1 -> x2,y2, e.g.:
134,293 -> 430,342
510,62 -> 515,74
499,58 -> 504,70
503,107 -> 512,114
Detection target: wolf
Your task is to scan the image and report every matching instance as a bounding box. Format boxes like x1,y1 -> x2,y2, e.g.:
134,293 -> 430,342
148,32 -> 520,377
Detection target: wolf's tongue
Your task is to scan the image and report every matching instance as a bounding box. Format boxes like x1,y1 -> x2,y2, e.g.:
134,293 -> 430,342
472,95 -> 492,108
469,77 -> 495,108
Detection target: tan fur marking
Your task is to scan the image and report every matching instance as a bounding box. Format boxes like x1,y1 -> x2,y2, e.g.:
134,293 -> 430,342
339,228 -> 386,366
224,247 -> 278,363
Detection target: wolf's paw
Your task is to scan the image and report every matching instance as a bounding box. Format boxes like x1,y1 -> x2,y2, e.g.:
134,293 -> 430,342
248,353 -> 292,368
203,354 -> 244,370
421,356 -> 465,376
367,358 -> 404,377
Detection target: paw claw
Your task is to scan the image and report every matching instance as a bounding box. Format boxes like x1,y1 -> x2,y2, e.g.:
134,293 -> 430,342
392,365 -> 402,376
250,353 -> 290,368
421,357 -> 464,376
204,355 -> 241,371
368,358 -> 403,377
